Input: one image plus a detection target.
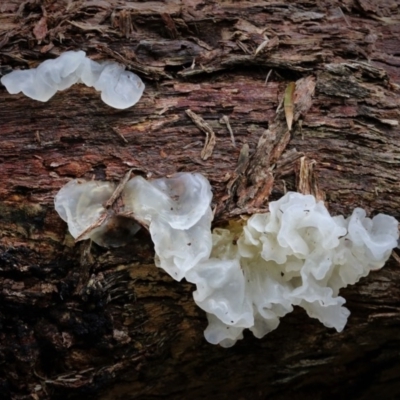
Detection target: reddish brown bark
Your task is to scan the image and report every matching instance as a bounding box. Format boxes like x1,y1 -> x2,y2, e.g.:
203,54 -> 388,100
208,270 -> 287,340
1,1 -> 400,399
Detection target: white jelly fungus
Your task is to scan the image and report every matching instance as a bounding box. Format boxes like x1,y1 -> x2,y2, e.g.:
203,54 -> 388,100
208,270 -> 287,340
54,179 -> 140,248
54,179 -> 115,240
122,172 -> 213,281
54,174 -> 399,347
1,50 -> 145,109
190,192 -> 398,347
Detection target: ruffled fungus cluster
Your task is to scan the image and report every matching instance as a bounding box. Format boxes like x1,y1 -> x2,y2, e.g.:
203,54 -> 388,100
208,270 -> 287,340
194,192 -> 398,347
54,174 -> 399,347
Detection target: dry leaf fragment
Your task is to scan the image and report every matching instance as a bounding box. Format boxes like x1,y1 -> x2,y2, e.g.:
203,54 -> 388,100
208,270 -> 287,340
284,82 -> 295,131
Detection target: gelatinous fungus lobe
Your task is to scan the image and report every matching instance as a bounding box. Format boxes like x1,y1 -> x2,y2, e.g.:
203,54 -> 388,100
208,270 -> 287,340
54,179 -> 140,248
1,51 -> 145,109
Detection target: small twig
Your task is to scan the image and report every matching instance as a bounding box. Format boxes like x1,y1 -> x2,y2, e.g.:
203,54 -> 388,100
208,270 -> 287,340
35,130 -> 41,144
392,250 -> 400,266
264,69 -> 273,85
106,169 -> 132,208
111,127 -> 128,143
158,106 -> 169,115
183,140 -> 202,149
354,120 -> 384,135
55,368 -> 95,381
79,239 -> 93,267
338,7 -> 351,27
219,115 -> 236,147
75,213 -> 108,242
276,96 -> 284,113
75,169 -> 134,242
228,206 -> 269,217
185,109 -> 216,160
255,35 -> 270,56
33,369 -> 47,381
236,40 -> 251,54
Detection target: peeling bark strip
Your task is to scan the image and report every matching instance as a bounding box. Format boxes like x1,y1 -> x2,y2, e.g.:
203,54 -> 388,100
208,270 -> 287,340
296,156 -> 325,202
1,1 -> 400,399
284,82 -> 295,131
232,76 -> 316,210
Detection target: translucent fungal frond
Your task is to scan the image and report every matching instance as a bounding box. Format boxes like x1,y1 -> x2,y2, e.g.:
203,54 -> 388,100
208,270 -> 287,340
1,51 -> 145,109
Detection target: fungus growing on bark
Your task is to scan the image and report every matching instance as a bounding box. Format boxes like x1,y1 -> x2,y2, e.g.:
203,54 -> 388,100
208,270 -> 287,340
1,51 -> 145,109
54,175 -> 399,347
54,179 -> 140,248
122,173 -> 213,280
187,192 -> 399,347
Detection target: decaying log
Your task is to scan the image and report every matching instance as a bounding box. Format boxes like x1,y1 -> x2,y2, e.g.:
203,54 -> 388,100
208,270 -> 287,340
1,1 -> 400,399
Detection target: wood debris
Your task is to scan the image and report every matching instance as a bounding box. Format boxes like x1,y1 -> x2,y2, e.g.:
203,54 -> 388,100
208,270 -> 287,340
232,76 -> 315,209
264,69 -> 273,85
296,156 -> 325,201
185,109 -> 216,160
111,127 -> 128,143
219,115 -> 236,147
105,169 -> 132,208
75,213 -> 108,243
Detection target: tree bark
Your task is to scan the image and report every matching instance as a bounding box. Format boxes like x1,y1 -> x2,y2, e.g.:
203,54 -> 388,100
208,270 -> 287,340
1,1 -> 400,399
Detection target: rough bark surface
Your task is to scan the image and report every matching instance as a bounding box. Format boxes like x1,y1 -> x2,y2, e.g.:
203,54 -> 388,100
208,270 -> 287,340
1,1 -> 400,399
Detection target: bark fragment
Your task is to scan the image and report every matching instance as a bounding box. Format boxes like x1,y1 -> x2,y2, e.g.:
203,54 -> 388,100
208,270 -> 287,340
185,109 -> 217,160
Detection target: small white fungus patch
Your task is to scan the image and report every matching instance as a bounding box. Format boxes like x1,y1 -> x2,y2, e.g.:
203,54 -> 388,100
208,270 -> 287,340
1,50 -> 145,109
